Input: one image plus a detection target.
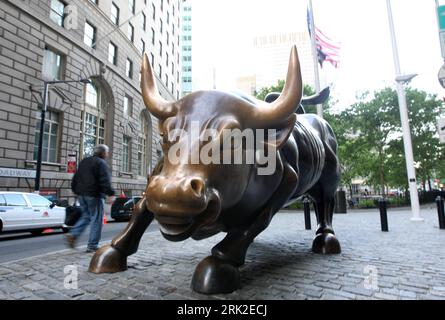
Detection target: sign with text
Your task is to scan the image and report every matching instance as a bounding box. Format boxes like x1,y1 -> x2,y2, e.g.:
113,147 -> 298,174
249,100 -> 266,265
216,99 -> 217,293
0,168 -> 36,178
438,5 -> 445,58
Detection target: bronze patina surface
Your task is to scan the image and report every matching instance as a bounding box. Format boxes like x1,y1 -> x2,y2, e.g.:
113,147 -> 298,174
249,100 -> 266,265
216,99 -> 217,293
89,46 -> 341,294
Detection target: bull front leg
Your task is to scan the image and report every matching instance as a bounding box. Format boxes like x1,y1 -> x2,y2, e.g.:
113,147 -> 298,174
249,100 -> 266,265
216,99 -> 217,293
89,197 -> 154,273
191,163 -> 298,294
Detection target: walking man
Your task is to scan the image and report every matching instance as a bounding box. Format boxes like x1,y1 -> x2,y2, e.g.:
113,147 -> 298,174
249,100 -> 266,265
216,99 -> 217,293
67,145 -> 115,252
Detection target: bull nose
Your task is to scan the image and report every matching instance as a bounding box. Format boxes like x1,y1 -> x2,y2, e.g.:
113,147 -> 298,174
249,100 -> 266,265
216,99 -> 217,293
188,177 -> 205,198
147,175 -> 207,215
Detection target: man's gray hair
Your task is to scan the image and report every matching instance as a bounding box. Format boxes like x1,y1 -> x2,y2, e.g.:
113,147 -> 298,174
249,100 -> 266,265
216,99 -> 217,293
94,144 -> 109,156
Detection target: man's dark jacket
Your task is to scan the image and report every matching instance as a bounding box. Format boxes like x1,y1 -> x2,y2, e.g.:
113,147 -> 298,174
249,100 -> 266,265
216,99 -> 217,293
71,156 -> 115,198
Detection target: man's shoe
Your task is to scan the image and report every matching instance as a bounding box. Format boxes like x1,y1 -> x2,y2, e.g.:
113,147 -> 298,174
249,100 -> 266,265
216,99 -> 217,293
65,234 -> 76,249
86,247 -> 98,253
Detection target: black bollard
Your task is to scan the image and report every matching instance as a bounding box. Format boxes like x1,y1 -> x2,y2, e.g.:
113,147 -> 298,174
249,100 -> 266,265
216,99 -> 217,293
435,196 -> 445,229
303,197 -> 311,230
378,198 -> 389,232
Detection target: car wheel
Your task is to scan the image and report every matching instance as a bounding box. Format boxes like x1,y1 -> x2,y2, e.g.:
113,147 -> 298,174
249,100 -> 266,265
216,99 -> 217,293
0,220 -> 3,233
30,229 -> 44,236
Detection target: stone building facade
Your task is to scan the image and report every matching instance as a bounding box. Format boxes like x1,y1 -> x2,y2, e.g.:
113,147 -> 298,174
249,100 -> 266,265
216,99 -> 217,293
0,0 -> 183,202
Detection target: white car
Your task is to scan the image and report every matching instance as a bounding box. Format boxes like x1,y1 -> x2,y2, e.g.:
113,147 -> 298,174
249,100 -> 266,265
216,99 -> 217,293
0,192 -> 69,235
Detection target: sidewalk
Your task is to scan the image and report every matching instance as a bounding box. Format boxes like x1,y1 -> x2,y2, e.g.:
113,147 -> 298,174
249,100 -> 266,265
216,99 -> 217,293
0,207 -> 444,300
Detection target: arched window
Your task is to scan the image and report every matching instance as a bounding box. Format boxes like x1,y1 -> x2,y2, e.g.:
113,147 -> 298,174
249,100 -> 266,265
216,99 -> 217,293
80,81 -> 107,158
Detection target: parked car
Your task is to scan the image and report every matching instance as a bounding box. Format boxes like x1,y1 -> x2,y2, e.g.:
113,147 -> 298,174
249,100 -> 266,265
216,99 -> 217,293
0,192 -> 69,235
111,196 -> 143,222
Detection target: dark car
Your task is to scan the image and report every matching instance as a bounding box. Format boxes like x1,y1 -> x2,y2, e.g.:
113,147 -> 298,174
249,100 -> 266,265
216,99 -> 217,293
111,196 -> 143,222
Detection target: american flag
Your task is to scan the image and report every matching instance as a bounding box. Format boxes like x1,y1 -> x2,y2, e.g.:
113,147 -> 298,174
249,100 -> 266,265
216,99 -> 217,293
307,7 -> 341,68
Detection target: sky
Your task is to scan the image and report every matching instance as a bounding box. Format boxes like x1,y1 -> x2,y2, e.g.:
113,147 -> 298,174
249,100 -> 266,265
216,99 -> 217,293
190,0 -> 444,110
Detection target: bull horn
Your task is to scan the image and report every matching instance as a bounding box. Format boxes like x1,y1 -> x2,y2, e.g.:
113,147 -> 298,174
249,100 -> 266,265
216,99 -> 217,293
141,53 -> 177,119
252,46 -> 302,127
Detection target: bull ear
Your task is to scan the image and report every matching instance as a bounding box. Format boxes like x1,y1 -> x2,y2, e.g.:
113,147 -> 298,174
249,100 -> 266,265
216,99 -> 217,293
263,114 -> 296,150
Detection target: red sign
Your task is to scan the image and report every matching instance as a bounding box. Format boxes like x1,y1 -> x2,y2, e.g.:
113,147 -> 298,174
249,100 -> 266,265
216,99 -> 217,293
67,154 -> 77,174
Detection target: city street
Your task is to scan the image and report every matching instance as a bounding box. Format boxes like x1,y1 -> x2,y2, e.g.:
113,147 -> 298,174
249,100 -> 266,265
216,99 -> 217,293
0,219 -> 159,264
0,207 -> 444,300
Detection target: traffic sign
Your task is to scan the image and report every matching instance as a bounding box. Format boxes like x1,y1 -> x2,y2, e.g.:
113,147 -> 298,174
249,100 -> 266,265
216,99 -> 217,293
437,117 -> 445,143
438,5 -> 445,30
437,5 -> 445,58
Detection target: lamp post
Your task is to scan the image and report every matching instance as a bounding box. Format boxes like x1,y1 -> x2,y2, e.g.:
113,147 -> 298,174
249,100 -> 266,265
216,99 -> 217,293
386,0 -> 423,222
34,78 -> 91,193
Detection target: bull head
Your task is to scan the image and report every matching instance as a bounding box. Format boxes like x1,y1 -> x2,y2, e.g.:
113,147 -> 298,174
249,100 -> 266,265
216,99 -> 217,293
140,46 -> 303,241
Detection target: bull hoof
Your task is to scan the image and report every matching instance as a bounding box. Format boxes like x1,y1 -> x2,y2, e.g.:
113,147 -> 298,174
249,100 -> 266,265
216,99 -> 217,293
312,233 -> 341,254
88,244 -> 127,273
192,256 -> 240,294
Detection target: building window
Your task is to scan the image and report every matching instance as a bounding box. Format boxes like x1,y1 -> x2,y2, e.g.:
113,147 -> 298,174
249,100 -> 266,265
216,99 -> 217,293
137,115 -> 149,176
128,23 -> 134,42
142,12 -> 146,31
43,47 -> 64,80
108,42 -> 118,65
159,42 -> 162,56
160,19 -> 163,34
140,39 -> 145,55
158,64 -> 162,78
111,2 -> 120,25
165,74 -> 168,86
81,81 -> 107,158
33,110 -> 59,163
167,12 -> 170,25
84,21 -> 96,48
129,0 -> 135,15
152,4 -> 156,20
160,0 -> 164,11
150,53 -> 155,68
166,53 -> 169,67
124,95 -> 133,117
85,83 -> 99,107
126,59 -> 133,78
50,0 -> 65,27
151,27 -> 155,45
122,136 -> 131,172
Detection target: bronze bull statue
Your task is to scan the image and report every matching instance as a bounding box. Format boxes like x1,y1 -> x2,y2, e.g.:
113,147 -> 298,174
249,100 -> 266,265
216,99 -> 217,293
89,46 -> 341,294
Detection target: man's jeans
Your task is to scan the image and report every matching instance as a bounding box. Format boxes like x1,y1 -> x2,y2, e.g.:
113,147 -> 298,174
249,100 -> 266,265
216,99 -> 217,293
70,196 -> 104,250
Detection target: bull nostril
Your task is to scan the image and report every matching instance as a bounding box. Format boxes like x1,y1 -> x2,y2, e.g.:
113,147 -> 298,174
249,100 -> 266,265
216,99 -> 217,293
190,178 -> 204,198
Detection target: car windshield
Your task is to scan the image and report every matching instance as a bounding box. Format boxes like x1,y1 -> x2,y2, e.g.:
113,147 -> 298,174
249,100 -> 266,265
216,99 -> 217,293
26,194 -> 51,207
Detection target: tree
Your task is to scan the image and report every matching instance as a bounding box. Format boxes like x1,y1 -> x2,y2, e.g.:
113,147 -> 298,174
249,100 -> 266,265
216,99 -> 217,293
339,87 -> 444,195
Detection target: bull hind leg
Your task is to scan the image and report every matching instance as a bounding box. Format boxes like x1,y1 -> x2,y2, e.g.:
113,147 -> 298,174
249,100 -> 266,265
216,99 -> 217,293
191,162 -> 298,294
308,182 -> 341,254
89,197 -> 154,273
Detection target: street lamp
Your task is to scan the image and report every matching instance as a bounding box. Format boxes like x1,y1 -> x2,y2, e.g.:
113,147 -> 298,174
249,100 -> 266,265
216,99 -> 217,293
34,78 -> 91,193
386,0 -> 423,222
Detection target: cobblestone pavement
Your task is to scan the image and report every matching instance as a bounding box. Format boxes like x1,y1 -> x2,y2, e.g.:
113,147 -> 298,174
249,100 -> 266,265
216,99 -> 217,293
0,206 -> 444,300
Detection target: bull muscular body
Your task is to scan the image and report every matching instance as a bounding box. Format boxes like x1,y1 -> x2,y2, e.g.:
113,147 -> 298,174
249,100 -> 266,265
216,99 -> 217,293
89,46 -> 341,294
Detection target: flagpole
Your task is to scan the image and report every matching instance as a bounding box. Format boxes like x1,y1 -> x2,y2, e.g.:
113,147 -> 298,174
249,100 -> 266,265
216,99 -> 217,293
308,0 -> 323,118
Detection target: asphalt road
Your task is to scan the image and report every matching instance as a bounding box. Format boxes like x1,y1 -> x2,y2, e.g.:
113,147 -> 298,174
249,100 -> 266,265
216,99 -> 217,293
0,220 -> 159,263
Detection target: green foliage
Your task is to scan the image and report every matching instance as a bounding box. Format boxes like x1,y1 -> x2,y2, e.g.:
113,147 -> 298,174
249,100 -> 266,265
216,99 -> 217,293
254,81 -> 445,197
